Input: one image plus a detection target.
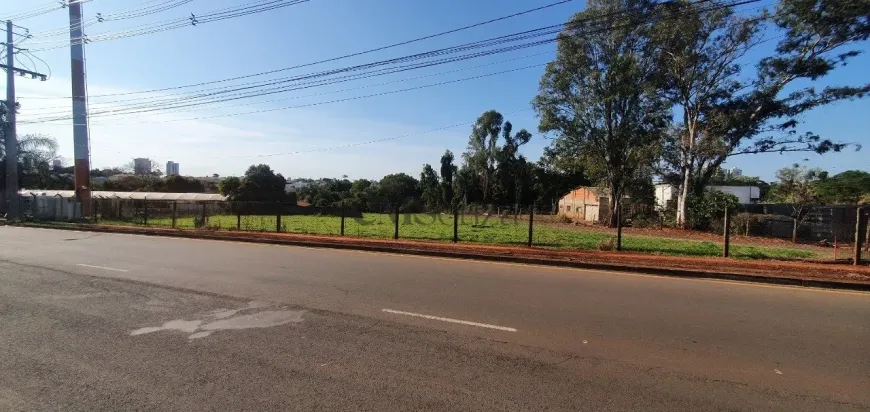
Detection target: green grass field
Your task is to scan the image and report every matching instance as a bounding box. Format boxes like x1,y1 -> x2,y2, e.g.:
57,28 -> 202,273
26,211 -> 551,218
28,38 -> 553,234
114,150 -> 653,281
98,213 -> 818,260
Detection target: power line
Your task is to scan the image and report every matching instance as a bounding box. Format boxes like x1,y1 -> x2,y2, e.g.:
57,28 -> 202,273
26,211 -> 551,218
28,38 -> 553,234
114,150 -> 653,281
25,0 -> 313,51
21,0 -> 762,126
2,0 -> 94,21
27,63 -> 546,126
34,51 -> 552,114
21,0 -> 577,99
22,0 -> 754,124
28,0 -> 196,38
212,107 -> 532,159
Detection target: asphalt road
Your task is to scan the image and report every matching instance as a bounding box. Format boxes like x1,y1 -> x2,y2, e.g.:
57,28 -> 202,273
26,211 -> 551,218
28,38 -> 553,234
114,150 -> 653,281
1,226 -> 868,411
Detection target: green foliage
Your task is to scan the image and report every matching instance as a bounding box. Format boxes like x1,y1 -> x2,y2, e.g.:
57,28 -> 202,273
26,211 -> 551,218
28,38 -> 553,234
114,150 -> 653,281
221,164 -> 288,202
460,111 -> 534,206
814,170 -> 870,204
533,148 -> 590,213
163,175 -> 207,193
687,190 -> 743,230
419,164 -> 442,211
439,150 -> 456,208
533,0 -> 668,226
100,175 -> 163,192
770,163 -> 825,207
218,177 -> 242,198
378,173 -> 419,206
463,110 -> 503,204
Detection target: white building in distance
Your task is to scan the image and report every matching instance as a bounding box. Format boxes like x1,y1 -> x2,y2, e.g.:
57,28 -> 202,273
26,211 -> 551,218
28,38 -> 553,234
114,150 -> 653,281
654,183 -> 761,210
166,161 -> 180,176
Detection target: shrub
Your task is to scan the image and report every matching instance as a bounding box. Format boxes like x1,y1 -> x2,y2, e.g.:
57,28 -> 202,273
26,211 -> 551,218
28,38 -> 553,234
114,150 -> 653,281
631,212 -> 661,229
555,214 -> 572,224
731,213 -> 767,236
598,237 -> 616,251
688,191 -> 743,231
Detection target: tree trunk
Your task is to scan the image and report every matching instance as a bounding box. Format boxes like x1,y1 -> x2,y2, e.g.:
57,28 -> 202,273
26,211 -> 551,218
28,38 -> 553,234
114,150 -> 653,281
677,170 -> 691,229
792,217 -> 799,243
608,194 -> 621,228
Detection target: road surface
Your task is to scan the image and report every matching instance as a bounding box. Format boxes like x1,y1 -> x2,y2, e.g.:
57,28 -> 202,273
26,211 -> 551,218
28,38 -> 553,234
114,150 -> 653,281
1,226 -> 868,411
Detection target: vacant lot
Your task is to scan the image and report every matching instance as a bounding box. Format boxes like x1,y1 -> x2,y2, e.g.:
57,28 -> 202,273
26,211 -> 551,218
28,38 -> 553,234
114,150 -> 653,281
97,212 -> 825,261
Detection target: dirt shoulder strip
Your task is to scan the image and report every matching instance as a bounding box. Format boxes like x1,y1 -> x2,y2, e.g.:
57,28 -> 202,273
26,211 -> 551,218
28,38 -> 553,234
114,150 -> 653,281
14,222 -> 870,292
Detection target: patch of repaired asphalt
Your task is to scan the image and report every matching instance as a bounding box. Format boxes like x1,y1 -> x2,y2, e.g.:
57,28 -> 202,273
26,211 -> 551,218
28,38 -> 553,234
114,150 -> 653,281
130,301 -> 306,339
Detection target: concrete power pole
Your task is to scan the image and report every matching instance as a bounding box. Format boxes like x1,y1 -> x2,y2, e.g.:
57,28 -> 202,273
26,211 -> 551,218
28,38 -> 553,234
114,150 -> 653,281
2,21 -> 48,219
69,2 -> 91,215
4,21 -> 18,219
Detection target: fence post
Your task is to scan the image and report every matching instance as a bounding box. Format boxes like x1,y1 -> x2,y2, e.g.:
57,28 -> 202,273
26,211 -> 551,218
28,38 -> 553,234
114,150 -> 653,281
527,206 -> 534,247
616,204 -> 623,252
171,201 -> 177,228
236,207 -> 241,231
276,202 -> 282,233
143,200 -> 149,226
855,207 -> 866,266
453,207 -> 459,243
340,201 -> 346,236
865,219 -> 869,252
394,205 -> 400,240
118,201 -> 123,220
723,207 -> 731,258
92,199 -> 98,223
201,203 -> 207,228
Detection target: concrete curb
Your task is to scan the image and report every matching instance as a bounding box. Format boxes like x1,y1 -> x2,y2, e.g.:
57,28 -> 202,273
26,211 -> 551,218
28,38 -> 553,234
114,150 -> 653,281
13,222 -> 870,293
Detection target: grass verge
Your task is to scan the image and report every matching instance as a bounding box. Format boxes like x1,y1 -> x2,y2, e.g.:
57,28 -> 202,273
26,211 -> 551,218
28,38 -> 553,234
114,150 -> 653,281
93,213 -> 818,260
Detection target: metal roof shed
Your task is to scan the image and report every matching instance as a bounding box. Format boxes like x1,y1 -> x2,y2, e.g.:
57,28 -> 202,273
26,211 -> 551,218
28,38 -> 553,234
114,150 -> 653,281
19,190 -> 227,202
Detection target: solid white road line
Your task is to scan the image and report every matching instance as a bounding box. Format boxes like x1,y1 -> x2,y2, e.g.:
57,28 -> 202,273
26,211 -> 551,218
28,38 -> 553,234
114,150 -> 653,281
76,264 -> 129,273
382,308 -> 517,332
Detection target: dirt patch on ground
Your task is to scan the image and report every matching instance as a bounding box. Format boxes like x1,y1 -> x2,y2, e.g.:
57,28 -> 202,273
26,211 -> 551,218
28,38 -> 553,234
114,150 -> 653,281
26,222 -> 870,289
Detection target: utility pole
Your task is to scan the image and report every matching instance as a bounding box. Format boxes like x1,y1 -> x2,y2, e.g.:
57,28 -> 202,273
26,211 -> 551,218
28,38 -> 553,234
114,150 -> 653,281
4,21 -> 17,219
2,21 -> 48,219
69,2 -> 91,215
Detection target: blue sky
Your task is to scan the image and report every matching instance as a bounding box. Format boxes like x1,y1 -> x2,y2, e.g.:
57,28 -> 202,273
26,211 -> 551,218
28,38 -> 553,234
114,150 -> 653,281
3,0 -> 868,181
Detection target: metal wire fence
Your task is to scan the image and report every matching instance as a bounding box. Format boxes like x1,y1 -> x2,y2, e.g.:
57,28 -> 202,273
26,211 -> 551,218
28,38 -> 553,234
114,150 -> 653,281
37,198 -> 864,262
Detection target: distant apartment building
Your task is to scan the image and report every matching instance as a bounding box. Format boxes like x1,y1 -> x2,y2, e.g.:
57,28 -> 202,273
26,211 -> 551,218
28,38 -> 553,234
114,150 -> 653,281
52,159 -> 62,170
166,161 -> 180,176
133,158 -> 151,175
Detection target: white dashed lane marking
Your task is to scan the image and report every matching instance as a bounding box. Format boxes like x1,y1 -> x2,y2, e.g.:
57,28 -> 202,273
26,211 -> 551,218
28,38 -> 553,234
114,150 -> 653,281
77,264 -> 129,273
382,308 -> 517,332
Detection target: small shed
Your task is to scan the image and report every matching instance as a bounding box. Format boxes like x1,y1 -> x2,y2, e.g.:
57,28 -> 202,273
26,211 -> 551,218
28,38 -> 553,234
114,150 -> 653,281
557,186 -> 609,223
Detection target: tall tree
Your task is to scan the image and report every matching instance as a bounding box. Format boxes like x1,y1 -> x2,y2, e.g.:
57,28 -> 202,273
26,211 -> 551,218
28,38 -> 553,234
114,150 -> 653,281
667,0 -> 868,226
463,110 -> 504,204
0,133 -> 60,191
533,0 -> 668,227
378,173 -> 419,206
453,165 -> 479,206
652,0 -> 761,227
495,124 -> 533,208
232,164 -> 288,202
419,164 -> 442,211
439,150 -> 456,209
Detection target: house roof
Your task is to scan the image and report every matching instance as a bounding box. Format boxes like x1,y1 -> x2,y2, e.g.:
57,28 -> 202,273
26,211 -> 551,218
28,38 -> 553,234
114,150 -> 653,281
19,190 -> 227,201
